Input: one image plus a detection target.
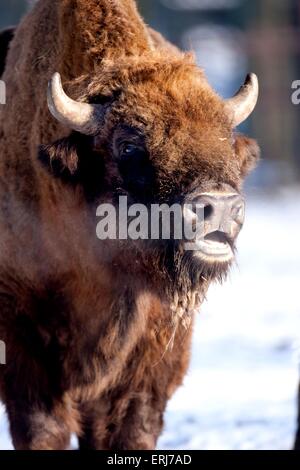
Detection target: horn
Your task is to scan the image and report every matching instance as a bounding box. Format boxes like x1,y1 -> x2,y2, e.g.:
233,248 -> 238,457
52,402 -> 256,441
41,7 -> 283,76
225,73 -> 259,128
47,73 -> 103,135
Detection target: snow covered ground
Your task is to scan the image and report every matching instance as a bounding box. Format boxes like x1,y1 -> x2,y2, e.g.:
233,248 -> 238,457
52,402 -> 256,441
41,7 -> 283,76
1,188 -> 300,450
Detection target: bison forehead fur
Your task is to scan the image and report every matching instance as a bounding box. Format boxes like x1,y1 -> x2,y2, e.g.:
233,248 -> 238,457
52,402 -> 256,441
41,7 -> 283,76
0,0 -> 259,450
44,54 -> 259,195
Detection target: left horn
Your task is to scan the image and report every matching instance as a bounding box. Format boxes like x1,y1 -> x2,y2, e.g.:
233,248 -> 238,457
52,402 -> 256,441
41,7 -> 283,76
225,73 -> 259,128
47,73 -> 103,135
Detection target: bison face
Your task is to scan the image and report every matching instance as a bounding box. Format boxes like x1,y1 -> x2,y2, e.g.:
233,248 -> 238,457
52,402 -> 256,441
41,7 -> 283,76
42,55 -> 259,277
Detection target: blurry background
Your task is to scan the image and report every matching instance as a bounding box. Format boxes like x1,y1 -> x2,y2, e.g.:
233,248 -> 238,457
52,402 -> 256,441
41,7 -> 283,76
0,0 -> 300,450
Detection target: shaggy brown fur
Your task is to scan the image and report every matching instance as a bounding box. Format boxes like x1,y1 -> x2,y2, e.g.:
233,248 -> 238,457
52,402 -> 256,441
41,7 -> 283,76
0,0 -> 259,450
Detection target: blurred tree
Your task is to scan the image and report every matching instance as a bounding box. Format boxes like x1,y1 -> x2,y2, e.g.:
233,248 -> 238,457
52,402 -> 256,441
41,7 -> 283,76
249,0 -> 300,182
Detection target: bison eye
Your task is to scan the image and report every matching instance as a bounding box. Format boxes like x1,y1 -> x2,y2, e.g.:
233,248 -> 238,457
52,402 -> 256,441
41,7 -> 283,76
122,143 -> 138,156
117,141 -> 154,197
119,143 -> 147,159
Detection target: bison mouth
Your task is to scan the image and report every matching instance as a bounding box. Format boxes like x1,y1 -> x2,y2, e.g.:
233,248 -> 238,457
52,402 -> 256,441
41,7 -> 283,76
192,230 -> 234,263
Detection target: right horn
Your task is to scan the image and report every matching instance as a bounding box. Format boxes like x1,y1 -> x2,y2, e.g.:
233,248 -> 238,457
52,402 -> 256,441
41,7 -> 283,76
47,73 -> 104,136
225,73 -> 259,128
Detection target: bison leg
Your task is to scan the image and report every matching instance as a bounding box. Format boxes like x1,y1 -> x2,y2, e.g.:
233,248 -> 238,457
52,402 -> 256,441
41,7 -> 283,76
3,374 -> 79,450
78,393 -> 163,450
103,395 -> 164,450
78,321 -> 193,450
1,318 -> 79,449
77,398 -> 109,450
294,381 -> 300,450
5,402 -> 73,450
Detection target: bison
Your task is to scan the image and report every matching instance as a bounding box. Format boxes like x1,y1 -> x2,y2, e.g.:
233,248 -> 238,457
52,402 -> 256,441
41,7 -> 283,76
294,384 -> 300,450
0,0 -> 259,450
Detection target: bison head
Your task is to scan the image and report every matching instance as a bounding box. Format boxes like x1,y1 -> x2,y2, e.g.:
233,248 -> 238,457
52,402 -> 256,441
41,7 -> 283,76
41,54 -> 259,284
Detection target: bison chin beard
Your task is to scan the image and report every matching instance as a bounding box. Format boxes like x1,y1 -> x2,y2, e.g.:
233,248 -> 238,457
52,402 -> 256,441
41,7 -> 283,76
163,241 -> 234,293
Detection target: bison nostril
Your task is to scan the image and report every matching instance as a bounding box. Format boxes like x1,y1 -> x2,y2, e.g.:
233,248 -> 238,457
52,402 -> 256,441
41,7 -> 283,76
204,204 -> 214,221
191,201 -> 214,221
232,203 -> 245,223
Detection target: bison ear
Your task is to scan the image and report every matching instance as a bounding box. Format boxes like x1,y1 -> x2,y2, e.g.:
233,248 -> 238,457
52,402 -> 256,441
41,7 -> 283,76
38,133 -> 90,181
234,134 -> 260,178
38,133 -> 105,199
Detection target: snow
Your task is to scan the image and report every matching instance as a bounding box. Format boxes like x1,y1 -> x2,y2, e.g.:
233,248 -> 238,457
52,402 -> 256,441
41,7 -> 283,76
1,189 -> 300,450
